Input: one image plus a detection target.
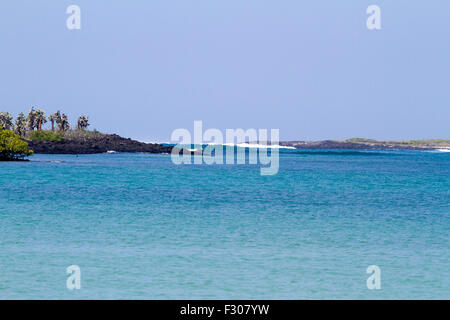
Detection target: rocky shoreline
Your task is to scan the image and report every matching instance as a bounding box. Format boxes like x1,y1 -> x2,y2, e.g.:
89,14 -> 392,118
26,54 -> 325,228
26,134 -> 173,154
24,134 -> 450,155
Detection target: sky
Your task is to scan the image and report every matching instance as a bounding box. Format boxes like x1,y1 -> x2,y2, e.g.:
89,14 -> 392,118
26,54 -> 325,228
0,1 -> 449,142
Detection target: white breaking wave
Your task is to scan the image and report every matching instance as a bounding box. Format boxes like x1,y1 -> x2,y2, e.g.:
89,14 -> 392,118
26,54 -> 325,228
206,143 -> 295,149
436,148 -> 450,152
141,141 -> 171,144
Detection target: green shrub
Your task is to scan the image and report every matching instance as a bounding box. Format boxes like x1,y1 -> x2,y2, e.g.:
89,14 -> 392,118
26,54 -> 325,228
28,130 -> 63,142
0,130 -> 34,160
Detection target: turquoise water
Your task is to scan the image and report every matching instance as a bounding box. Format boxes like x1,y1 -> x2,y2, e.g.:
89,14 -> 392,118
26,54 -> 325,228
0,150 -> 449,299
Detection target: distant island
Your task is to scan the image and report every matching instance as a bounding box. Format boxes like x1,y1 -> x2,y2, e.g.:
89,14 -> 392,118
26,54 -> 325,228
1,109 -> 449,161
280,138 -> 450,151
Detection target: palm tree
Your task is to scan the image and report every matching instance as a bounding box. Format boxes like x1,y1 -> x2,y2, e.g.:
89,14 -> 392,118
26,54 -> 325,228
14,113 -> 27,137
53,111 -> 62,129
0,111 -> 13,130
54,111 -> 64,132
57,113 -> 70,132
48,112 -> 59,132
77,115 -> 89,130
26,108 -> 38,131
35,109 -> 47,131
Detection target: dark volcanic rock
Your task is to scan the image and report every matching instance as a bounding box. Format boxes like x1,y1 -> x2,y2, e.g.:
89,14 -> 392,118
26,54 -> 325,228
27,134 -> 173,154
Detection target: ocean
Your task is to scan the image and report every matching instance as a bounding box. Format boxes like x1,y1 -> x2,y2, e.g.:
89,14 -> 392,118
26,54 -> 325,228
0,149 -> 449,299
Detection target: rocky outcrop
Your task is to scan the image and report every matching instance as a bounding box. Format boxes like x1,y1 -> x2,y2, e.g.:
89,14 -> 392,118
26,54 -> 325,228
27,134 -> 173,154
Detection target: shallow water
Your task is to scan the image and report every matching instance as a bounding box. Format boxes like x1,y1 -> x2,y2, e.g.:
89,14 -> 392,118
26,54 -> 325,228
0,150 -> 449,299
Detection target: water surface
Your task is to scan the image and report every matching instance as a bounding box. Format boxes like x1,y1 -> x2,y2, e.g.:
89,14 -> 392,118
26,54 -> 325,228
0,150 -> 449,299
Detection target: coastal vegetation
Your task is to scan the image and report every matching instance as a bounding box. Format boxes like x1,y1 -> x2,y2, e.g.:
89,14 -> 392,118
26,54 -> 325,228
28,130 -> 63,142
1,108 -> 90,139
1,107 -> 173,155
0,130 -> 33,161
0,111 -> 33,160
0,108 -> 91,160
2,108 -> 90,137
0,112 -> 13,130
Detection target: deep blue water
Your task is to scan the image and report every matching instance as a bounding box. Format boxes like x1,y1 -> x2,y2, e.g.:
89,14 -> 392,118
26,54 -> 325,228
0,149 -> 449,299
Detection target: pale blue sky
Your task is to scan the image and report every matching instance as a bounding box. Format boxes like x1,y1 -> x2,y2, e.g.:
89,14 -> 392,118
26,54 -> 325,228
0,1 -> 449,141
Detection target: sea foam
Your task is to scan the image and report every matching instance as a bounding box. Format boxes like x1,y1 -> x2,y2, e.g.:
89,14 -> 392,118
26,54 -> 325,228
207,143 -> 295,149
